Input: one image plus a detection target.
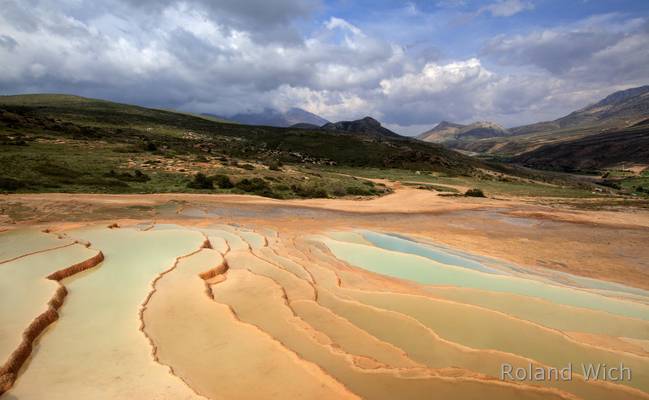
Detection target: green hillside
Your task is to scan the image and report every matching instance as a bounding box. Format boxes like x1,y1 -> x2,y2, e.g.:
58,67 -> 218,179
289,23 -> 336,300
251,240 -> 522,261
0,94 -> 485,198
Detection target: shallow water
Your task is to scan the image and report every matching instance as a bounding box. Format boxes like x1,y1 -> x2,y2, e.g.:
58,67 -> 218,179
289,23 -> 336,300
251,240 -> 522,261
8,226 -> 206,399
0,244 -> 97,363
142,249 -> 345,400
361,231 -> 649,302
320,236 -> 649,321
358,231 -> 501,275
5,223 -> 649,400
0,229 -> 73,263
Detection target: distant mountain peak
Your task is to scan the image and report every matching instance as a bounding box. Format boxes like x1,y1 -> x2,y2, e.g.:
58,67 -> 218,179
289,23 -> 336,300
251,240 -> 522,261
435,120 -> 464,129
418,120 -> 508,142
510,84 -> 649,137
227,107 -> 329,127
596,85 -> 649,107
360,116 -> 381,126
322,116 -> 401,138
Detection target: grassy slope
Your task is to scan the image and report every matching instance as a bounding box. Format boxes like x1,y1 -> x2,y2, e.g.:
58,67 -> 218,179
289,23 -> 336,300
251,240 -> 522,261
0,94 -> 478,169
511,124 -> 649,171
0,93 -> 605,199
0,94 -> 475,197
448,124 -> 611,156
326,167 -> 601,198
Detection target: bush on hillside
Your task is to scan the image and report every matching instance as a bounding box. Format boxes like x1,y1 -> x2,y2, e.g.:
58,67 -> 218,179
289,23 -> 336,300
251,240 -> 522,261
235,177 -> 268,192
291,184 -> 328,198
105,169 -> 150,182
465,188 -> 486,197
211,174 -> 234,189
188,173 -> 213,189
0,177 -> 25,191
345,186 -> 373,196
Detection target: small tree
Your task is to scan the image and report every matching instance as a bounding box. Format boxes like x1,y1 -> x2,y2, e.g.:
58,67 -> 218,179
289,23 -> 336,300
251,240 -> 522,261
465,188 -> 486,197
211,174 -> 234,189
188,173 -> 213,189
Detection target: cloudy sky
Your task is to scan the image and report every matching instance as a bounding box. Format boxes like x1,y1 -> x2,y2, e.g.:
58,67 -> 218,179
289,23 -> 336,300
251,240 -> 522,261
1,0 -> 648,135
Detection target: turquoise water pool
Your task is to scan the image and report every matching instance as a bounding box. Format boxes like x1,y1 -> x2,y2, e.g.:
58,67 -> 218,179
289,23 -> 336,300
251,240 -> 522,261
320,233 -> 649,321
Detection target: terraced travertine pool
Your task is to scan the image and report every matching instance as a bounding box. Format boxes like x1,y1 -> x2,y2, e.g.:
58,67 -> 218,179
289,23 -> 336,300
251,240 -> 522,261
319,231 -> 649,320
1,224 -> 648,400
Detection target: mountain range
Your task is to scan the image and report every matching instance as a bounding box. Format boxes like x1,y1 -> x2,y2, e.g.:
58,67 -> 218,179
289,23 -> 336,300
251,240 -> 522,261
217,107 -> 329,128
210,108 -> 403,139
418,85 -> 649,156
512,121 -> 649,171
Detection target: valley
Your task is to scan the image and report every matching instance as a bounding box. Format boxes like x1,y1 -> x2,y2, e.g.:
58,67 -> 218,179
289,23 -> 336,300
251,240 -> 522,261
2,1 -> 649,399
1,91 -> 648,400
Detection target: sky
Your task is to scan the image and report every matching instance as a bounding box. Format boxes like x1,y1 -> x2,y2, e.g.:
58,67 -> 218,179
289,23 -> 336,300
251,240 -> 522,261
1,0 -> 648,135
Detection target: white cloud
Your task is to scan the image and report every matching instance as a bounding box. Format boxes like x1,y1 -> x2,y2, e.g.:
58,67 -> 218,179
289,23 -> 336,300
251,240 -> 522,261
480,0 -> 534,17
325,17 -> 364,37
1,0 -> 648,134
380,58 -> 492,98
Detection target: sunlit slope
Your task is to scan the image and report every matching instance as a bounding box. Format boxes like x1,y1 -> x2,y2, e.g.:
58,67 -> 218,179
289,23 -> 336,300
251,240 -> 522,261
0,93 -> 480,179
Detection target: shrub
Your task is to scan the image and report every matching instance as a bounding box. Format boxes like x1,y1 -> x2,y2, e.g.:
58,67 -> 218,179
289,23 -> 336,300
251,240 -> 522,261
598,180 -> 621,190
235,177 -> 269,193
0,177 -> 25,191
234,177 -> 281,198
465,188 -> 486,197
211,174 -> 234,189
267,160 -> 282,171
346,186 -> 372,196
291,184 -> 328,198
133,169 -> 150,182
105,169 -> 150,182
188,173 -> 213,189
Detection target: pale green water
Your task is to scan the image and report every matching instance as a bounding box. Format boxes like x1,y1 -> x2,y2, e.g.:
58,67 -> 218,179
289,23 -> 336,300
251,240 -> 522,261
0,229 -> 73,263
238,230 -> 266,249
356,231 -> 649,301
320,237 -> 649,321
0,244 -> 97,364
357,231 -> 501,275
329,230 -> 649,302
199,227 -> 250,251
9,226 -> 205,399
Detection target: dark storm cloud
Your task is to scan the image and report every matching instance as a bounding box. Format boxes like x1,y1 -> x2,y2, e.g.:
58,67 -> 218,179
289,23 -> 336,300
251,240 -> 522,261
481,15 -> 649,81
119,0 -> 320,43
483,31 -> 624,75
123,0 -> 318,25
